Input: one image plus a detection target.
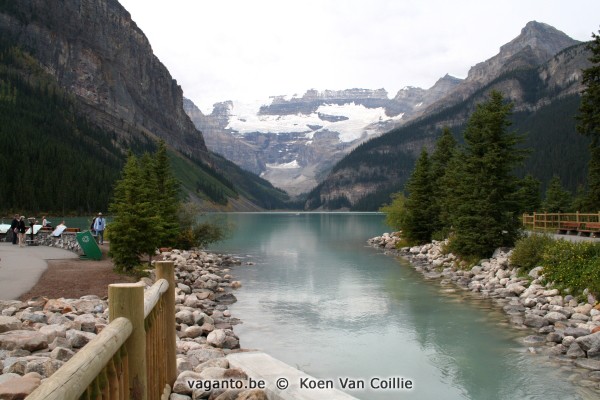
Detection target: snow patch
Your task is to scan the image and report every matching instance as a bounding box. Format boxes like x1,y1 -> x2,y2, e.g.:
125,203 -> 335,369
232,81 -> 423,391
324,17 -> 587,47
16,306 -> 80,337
266,160 -> 301,169
226,100 -> 401,143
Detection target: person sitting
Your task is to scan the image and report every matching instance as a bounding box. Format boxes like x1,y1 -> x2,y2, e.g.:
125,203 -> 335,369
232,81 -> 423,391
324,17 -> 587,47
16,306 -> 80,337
42,216 -> 52,227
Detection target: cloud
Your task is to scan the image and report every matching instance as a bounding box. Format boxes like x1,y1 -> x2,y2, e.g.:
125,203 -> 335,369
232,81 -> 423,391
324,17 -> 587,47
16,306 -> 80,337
119,0 -> 600,113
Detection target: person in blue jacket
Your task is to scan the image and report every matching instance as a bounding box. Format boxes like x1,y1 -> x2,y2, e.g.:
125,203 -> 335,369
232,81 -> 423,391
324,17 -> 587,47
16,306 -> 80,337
93,212 -> 107,245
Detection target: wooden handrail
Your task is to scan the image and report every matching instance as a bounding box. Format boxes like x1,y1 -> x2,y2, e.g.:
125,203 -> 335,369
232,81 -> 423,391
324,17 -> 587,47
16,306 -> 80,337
27,317 -> 133,400
26,261 -> 177,400
143,278 -> 169,318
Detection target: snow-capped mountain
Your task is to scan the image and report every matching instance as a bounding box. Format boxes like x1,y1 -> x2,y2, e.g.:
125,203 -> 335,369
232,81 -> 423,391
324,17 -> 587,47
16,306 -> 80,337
184,81 -> 459,195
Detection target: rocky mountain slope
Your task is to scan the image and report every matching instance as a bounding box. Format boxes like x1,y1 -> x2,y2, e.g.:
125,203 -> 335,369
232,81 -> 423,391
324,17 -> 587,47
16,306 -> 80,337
305,22 -> 591,210
0,0 -> 288,210
185,77 -> 460,196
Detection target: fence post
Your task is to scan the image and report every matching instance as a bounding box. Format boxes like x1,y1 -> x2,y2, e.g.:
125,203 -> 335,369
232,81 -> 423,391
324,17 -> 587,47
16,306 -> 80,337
109,283 -> 147,400
533,212 -> 537,231
155,261 -> 177,386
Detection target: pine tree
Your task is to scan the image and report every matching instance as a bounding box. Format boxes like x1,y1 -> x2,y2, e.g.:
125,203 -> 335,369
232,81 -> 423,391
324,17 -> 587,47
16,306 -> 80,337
430,126 -> 457,237
153,140 -> 181,247
402,149 -> 434,244
577,29 -> 600,210
448,91 -> 526,258
107,154 -> 154,270
515,174 -> 541,214
542,175 -> 573,212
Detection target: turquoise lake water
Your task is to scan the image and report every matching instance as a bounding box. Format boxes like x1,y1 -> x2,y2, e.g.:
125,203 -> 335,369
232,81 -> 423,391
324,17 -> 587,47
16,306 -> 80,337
207,212 -> 589,400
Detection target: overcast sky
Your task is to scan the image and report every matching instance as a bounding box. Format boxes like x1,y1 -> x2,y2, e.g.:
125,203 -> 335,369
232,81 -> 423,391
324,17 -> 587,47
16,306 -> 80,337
118,0 -> 600,114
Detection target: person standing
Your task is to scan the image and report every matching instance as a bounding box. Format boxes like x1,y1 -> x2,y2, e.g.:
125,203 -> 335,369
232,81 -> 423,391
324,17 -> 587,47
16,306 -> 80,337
10,214 -> 18,245
93,212 -> 106,245
17,216 -> 26,247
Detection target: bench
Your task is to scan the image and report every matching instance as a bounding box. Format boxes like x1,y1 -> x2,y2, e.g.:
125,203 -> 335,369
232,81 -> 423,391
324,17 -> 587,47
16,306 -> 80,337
578,222 -> 600,238
557,221 -> 580,235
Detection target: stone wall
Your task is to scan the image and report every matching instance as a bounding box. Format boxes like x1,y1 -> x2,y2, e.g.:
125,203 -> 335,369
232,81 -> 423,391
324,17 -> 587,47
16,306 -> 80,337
33,232 -> 82,255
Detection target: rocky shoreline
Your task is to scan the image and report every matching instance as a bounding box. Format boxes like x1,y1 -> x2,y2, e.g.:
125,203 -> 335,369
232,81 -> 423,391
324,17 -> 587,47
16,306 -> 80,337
368,232 -> 600,393
0,249 -> 267,400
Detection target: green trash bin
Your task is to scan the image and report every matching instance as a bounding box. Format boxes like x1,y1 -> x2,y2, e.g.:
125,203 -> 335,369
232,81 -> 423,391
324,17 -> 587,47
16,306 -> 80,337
76,231 -> 102,260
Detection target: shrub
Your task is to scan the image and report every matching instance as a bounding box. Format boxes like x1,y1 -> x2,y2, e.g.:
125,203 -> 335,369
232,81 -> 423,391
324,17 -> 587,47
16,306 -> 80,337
510,233 -> 555,273
541,240 -> 600,298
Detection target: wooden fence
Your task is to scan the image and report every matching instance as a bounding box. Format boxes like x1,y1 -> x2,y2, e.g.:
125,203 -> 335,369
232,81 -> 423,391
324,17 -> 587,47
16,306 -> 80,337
522,212 -> 600,236
27,261 -> 177,400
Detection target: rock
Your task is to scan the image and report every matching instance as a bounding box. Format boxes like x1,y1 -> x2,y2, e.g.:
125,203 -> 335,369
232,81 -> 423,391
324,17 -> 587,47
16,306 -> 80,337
0,316 -> 23,333
43,299 -> 73,313
74,314 -> 97,333
574,304 -> 593,315
545,312 -> 567,324
187,347 -> 225,364
38,324 -> 67,343
198,366 -> 227,380
524,314 -> 549,328
193,357 -> 229,373
19,311 -> 47,324
236,389 -> 268,400
0,331 -> 48,352
170,394 -> 192,400
507,283 -> 526,295
175,311 -> 195,326
184,326 -> 203,339
576,332 -> 600,352
0,372 -> 42,399
207,329 -> 227,348
50,346 -> 75,362
574,359 -> 600,371
66,329 -> 96,348
546,332 -> 564,343
25,357 -> 63,377
528,266 -> 543,279
173,371 -> 203,395
176,358 -> 194,375
563,327 -> 591,338
566,342 -> 586,358
522,335 -> 546,347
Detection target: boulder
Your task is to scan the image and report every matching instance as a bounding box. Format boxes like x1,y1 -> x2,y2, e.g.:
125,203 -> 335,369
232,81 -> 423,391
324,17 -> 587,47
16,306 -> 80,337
0,316 -> 22,333
0,331 -> 48,352
207,329 -> 226,348
66,329 -> 96,348
0,372 -> 42,399
545,312 -> 567,324
576,332 -> 600,352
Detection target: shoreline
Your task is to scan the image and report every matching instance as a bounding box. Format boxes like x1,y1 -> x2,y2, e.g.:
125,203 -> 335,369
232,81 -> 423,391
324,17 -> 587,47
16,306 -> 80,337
368,232 -> 600,395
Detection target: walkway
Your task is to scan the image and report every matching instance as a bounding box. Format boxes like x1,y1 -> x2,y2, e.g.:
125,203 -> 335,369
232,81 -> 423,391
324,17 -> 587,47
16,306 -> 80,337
0,243 -> 79,300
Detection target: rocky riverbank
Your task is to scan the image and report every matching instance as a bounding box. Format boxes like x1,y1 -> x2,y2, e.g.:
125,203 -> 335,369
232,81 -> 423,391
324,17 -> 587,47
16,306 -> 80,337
0,249 -> 267,400
368,233 -> 600,392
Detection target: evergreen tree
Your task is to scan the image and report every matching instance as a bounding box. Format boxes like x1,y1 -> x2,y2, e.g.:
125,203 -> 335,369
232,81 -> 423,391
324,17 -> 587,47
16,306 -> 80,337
402,149 -> 434,244
572,184 -> 588,212
577,29 -> 600,210
515,174 -> 541,214
107,154 -> 157,271
448,91 -> 526,258
153,140 -> 181,247
542,175 -> 573,212
430,126 -> 457,237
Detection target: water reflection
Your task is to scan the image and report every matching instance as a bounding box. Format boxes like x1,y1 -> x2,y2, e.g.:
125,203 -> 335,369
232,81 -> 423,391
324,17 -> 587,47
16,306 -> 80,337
209,213 -> 584,400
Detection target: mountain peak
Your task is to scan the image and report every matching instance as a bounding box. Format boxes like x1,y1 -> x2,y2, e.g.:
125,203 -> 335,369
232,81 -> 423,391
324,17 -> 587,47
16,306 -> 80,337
500,20 -> 578,58
463,21 -> 578,88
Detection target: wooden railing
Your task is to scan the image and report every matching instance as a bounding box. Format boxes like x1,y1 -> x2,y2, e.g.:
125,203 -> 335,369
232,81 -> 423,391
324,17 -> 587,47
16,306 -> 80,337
27,261 -> 177,400
523,212 -> 600,234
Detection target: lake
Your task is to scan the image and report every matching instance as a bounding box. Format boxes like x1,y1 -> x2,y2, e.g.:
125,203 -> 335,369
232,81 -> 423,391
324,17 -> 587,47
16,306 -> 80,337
207,212 -> 588,400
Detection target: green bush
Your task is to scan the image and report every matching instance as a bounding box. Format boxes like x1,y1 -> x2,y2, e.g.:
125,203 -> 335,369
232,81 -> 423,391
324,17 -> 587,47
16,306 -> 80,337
541,240 -> 600,298
510,234 -> 555,273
